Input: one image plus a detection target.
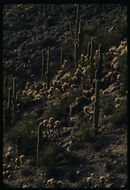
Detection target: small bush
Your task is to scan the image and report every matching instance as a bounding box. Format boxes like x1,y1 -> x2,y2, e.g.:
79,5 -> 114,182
38,143 -> 63,178
79,116 -> 94,142
4,114 -> 37,155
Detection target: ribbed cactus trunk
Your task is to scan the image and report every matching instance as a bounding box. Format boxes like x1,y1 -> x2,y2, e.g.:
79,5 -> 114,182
78,32 -> 81,59
74,42 -> 78,69
46,47 -> 50,89
90,37 -> 95,80
95,70 -> 99,80
42,49 -> 46,77
6,88 -> 12,129
60,48 -> 63,65
4,77 -> 8,101
44,4 -> 47,17
78,19 -> 83,56
37,124 -> 43,167
12,77 -> 16,123
70,22 -> 74,41
99,44 -> 103,80
93,80 -> 100,135
79,19 -> 83,34
76,4 -> 80,38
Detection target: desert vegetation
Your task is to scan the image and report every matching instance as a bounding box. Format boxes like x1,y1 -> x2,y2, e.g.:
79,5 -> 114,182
3,3 -> 127,188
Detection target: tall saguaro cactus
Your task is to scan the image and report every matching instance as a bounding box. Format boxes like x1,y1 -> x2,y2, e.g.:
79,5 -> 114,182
46,47 -> 50,89
90,37 -> 95,79
76,4 -> 80,38
60,48 -> 63,65
4,77 -> 8,100
44,4 -> 47,17
74,42 -> 78,69
93,79 -> 100,135
78,32 -> 81,58
99,44 -> 103,80
7,88 -> 12,129
42,49 -> 46,77
70,22 -> 74,41
12,77 -> 16,121
79,19 -> 83,35
8,88 -> 12,110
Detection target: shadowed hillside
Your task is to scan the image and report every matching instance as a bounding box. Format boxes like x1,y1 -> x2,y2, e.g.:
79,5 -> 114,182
3,3 -> 127,188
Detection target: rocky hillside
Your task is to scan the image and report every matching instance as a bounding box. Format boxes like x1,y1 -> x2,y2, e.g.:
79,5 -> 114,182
3,4 -> 127,188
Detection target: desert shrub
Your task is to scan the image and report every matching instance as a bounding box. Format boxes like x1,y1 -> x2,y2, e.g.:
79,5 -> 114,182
38,143 -> 63,178
78,115 -> 94,142
4,113 -> 37,155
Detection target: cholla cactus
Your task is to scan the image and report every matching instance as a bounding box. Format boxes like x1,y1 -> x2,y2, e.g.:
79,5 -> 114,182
19,155 -> 25,165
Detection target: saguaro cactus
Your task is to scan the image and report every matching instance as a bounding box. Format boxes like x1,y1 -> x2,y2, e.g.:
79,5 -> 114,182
76,4 -> 80,38
90,37 -> 94,61
44,4 -> 47,17
93,79 -> 100,135
90,37 -> 95,79
78,32 -> 81,58
70,22 -> 74,41
98,44 -> 103,80
60,48 -> 63,65
6,88 -> 12,129
12,77 -> 17,123
79,19 -> 83,35
4,77 -> 8,88
42,49 -> 46,77
37,124 -> 43,167
8,88 -> 12,110
4,77 -> 8,100
95,70 -> 99,80
46,47 -> 50,89
74,42 -> 78,69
